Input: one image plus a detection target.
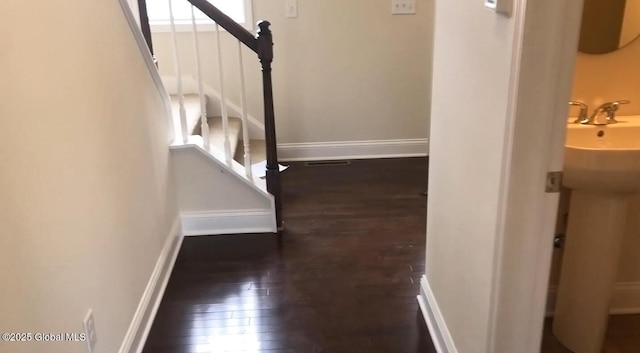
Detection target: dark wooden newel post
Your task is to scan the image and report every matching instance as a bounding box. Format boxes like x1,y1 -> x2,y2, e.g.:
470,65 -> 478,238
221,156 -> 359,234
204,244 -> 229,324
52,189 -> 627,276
257,21 -> 283,231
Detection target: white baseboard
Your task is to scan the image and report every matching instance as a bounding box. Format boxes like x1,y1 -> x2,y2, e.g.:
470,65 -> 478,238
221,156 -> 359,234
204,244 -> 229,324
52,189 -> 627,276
277,138 -> 429,162
417,275 -> 458,353
181,209 -> 276,236
546,282 -> 640,316
119,217 -> 183,353
610,282 -> 640,314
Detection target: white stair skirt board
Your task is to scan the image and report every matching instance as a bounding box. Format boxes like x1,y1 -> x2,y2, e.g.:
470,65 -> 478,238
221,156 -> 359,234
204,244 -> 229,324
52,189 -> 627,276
181,209 -> 276,236
118,218 -> 183,353
118,0 -> 174,143
417,275 -> 459,353
277,138 -> 429,162
546,282 -> 640,316
172,135 -> 270,191
171,137 -> 276,234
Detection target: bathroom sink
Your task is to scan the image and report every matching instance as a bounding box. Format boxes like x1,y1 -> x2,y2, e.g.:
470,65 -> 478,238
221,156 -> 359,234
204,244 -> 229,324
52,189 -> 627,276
563,116 -> 640,194
556,116 -> 640,353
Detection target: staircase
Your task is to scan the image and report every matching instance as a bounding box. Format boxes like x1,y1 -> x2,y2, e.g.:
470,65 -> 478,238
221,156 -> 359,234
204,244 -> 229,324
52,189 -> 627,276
169,93 -> 266,176
136,0 -> 283,235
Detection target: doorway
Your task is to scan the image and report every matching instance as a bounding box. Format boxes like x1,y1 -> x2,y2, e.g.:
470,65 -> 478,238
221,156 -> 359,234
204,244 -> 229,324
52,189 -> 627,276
419,0 -> 586,352
539,0 -> 640,351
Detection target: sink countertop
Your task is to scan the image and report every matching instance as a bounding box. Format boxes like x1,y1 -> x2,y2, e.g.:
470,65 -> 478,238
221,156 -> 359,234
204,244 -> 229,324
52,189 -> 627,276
563,115 -> 640,193
566,115 -> 640,150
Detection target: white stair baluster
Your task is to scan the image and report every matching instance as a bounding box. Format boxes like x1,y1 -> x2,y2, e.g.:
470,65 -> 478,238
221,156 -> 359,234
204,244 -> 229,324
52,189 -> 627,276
168,0 -> 188,144
191,5 -> 209,151
237,41 -> 252,179
215,23 -> 232,164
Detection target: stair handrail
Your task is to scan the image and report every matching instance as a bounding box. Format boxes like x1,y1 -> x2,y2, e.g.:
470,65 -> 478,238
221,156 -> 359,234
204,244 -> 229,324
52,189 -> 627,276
185,0 -> 283,231
186,0 -> 257,52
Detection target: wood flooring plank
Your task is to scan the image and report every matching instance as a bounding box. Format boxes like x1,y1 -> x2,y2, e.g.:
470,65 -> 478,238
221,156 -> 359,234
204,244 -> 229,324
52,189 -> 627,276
144,158 -> 434,353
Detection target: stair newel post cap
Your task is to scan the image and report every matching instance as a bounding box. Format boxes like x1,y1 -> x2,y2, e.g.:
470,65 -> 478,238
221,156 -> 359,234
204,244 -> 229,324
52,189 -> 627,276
257,21 -> 273,64
257,20 -> 272,36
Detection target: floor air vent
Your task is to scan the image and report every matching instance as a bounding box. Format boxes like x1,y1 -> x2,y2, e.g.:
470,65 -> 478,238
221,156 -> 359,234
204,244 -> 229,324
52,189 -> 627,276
304,160 -> 352,167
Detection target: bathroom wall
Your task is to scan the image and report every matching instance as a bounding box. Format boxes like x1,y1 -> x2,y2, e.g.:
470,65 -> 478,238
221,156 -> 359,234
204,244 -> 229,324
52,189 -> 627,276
618,201 -> 640,282
554,36 -> 640,300
621,0 -> 640,46
571,36 -> 640,114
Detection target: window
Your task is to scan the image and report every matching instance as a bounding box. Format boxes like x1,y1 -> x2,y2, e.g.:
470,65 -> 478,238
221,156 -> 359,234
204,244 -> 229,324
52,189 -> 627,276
147,0 -> 253,31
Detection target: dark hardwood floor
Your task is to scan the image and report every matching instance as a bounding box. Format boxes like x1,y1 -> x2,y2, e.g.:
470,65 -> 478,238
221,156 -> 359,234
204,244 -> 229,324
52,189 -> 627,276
143,158 -> 434,353
542,315 -> 640,352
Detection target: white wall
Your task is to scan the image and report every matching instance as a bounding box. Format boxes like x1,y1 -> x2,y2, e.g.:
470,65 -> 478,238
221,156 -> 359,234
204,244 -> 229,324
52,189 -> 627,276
618,201 -> 640,281
571,37 -> 640,114
151,0 -> 434,144
0,1 -> 177,353
425,0 -> 582,351
425,1 -> 517,351
620,1 -> 640,47
171,147 -> 273,211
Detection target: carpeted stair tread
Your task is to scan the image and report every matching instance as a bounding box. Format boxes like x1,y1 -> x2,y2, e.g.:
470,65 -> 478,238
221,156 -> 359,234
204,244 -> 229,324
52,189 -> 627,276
203,116 -> 242,156
169,94 -> 205,136
234,139 -> 266,165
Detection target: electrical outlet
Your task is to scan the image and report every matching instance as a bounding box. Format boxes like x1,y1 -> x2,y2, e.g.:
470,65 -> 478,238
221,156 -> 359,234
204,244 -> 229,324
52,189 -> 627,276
285,0 -> 298,18
391,0 -> 416,15
83,310 -> 97,353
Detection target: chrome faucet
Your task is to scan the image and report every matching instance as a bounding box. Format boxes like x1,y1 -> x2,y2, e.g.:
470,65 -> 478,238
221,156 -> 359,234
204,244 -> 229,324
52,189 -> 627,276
568,101 -> 589,124
568,100 -> 630,125
589,100 -> 630,125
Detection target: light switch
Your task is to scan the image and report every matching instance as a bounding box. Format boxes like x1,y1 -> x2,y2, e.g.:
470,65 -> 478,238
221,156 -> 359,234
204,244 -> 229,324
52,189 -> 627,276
392,0 -> 416,15
285,0 -> 298,18
484,0 -> 512,16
